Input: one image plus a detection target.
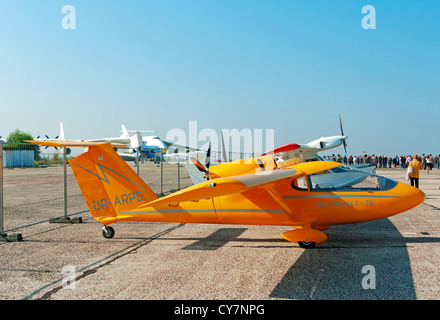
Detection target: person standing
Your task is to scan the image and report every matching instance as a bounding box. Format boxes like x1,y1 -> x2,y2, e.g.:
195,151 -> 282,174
408,155 -> 423,189
421,154 -> 426,170
406,155 -> 412,168
426,155 -> 433,173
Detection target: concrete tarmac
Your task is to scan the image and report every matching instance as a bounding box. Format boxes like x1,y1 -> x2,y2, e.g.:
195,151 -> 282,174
1,162 -> 439,300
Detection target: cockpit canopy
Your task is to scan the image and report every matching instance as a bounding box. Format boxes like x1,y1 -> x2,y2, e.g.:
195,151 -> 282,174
306,166 -> 398,192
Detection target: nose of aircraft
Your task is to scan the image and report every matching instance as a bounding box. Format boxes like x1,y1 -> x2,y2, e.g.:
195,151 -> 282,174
397,182 -> 425,212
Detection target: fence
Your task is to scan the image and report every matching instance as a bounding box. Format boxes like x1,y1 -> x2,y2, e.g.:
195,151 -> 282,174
0,141 -> 252,242
0,142 -> 79,241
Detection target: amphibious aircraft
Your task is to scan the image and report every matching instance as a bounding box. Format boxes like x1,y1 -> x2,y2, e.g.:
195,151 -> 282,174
26,138 -> 425,248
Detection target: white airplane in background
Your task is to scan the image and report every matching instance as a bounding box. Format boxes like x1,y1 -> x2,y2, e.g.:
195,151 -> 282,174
260,115 -> 375,172
36,123 -> 163,161
260,136 -> 349,162
36,123 -> 201,164
86,125 -> 166,162
261,114 -> 349,162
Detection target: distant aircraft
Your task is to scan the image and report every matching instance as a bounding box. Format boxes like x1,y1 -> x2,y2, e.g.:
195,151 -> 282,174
25,139 -> 425,248
37,123 -> 164,161
34,123 -> 126,151
260,114 -> 375,172
261,114 -> 349,162
36,123 -> 199,163
86,125 -> 164,162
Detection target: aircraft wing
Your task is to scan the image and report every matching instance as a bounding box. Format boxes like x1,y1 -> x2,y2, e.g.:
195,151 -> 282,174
261,143 -> 318,161
85,137 -> 131,146
140,161 -> 342,208
260,143 -> 302,155
25,140 -> 128,148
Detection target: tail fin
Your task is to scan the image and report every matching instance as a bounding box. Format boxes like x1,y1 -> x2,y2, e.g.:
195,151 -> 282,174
121,125 -> 130,138
59,122 -> 65,140
69,143 -> 158,224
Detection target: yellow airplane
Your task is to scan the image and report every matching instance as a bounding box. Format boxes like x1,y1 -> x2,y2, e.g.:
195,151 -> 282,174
26,140 -> 425,248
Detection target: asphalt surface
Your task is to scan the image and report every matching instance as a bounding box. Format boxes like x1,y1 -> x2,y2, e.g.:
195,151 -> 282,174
1,161 -> 439,301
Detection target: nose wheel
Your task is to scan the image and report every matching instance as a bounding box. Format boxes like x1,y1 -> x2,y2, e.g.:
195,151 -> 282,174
102,226 -> 115,239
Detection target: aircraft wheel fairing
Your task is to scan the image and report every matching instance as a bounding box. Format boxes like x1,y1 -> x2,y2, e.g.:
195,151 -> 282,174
281,228 -> 327,247
102,226 -> 115,239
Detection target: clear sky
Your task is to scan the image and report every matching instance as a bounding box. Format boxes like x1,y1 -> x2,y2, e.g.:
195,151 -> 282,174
0,1 -> 439,156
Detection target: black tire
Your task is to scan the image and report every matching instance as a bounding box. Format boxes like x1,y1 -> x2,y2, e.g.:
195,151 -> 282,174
102,226 -> 115,239
298,241 -> 316,248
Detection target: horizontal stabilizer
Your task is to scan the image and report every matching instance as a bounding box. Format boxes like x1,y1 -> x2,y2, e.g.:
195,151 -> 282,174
25,140 -> 127,148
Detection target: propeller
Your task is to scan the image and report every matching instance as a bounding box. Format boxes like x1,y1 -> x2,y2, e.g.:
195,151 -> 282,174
205,140 -> 211,171
189,132 -> 227,180
40,135 -> 59,150
339,113 -> 348,155
190,141 -> 212,179
220,130 -> 228,163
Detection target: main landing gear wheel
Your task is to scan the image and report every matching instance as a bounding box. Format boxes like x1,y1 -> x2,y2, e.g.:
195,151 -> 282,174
102,226 -> 115,239
298,241 -> 316,249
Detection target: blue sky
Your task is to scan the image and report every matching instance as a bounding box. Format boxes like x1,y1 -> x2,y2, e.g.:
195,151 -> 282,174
0,1 -> 439,156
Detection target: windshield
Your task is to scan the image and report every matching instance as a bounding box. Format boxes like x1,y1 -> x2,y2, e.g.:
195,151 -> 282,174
308,166 -> 397,192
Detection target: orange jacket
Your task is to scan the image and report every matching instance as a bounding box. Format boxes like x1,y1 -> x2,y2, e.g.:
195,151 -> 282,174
409,159 -> 423,178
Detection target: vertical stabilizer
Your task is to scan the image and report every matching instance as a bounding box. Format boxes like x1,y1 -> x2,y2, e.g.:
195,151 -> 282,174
69,143 -> 158,224
121,125 -> 130,138
59,122 -> 65,140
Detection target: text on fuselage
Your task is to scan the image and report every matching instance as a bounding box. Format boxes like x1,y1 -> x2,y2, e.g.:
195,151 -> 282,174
93,191 -> 144,210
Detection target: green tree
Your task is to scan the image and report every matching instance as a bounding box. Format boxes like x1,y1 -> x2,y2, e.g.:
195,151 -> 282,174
6,128 -> 41,159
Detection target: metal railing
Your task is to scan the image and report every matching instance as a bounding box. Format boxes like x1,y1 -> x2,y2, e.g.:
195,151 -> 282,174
0,142 -> 82,241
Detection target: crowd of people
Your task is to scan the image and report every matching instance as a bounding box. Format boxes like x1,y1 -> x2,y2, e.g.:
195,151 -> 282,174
323,153 -> 439,189
323,153 -> 440,172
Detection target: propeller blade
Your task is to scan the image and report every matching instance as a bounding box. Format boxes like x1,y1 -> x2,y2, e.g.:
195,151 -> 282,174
339,113 -> 348,154
205,141 -> 211,170
190,157 -> 208,174
339,113 -> 344,136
